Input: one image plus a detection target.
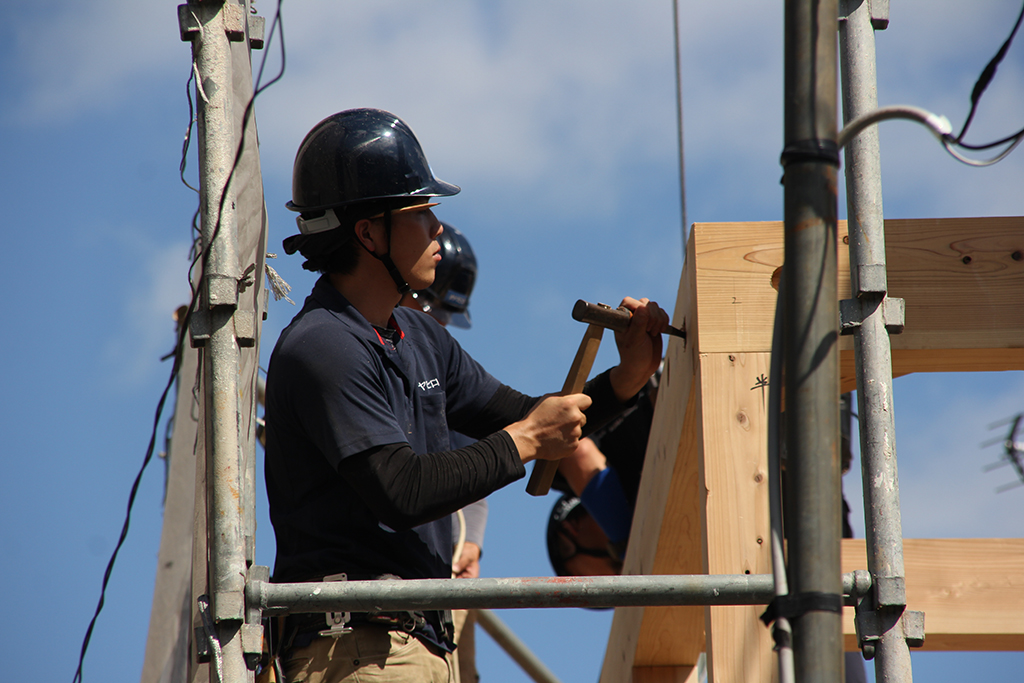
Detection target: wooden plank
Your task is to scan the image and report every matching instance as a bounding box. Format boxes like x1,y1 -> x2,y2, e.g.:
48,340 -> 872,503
841,538 -> 1024,651
692,217 -> 1024,374
601,235 -> 703,681
635,387 -> 704,665
697,352 -> 775,683
141,331 -> 200,683
633,665 -> 700,683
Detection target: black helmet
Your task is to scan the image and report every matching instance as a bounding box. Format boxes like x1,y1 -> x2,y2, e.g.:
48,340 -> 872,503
286,108 -> 460,234
411,223 -> 477,328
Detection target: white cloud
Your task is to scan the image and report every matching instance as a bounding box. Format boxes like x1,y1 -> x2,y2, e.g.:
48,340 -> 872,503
251,0 -> 679,216
8,1 -> 183,124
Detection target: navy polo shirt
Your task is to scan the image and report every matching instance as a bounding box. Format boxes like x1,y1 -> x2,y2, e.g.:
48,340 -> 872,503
266,274 -> 502,578
264,276 -> 502,645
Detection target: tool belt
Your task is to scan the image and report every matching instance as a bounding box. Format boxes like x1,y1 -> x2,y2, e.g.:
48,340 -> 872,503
274,573 -> 454,651
286,609 -> 428,638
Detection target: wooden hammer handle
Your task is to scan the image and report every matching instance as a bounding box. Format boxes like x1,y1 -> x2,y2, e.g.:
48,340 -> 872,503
525,323 -> 604,496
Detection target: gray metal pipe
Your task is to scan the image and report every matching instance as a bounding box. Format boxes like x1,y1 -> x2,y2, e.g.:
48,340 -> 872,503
189,0 -> 247,680
768,273 -> 795,683
476,609 -> 563,683
839,1 -> 914,680
783,0 -> 844,681
248,573 -> 870,615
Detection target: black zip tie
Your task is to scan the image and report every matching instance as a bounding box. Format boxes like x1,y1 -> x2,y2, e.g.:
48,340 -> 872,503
780,138 -> 841,168
760,591 -> 844,626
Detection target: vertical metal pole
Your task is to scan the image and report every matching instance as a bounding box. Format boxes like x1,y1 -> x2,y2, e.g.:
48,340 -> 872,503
189,1 -> 248,680
672,0 -> 689,251
783,0 -> 843,681
838,1 -> 915,681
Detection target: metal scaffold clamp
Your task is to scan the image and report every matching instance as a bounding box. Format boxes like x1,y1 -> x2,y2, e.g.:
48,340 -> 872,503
178,2 -> 266,50
839,295 -> 905,336
849,570 -> 926,659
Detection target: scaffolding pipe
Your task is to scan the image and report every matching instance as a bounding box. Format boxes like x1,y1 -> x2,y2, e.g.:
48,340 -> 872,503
783,0 -> 843,681
838,1 -> 914,680
767,272 -> 795,683
189,0 -> 248,680
672,0 -> 689,248
476,609 -> 563,683
248,572 -> 870,615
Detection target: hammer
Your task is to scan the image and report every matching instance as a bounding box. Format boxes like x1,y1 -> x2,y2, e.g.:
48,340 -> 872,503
525,300 -> 684,497
572,300 -> 686,340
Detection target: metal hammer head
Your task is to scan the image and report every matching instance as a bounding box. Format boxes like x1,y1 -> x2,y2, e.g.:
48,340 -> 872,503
572,299 -> 685,339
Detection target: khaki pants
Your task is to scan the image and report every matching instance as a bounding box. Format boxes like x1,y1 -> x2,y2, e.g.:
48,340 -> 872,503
451,609 -> 477,683
282,625 -> 456,683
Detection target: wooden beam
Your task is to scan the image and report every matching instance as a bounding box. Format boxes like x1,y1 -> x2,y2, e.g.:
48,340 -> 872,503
633,665 -> 700,683
841,538 -> 1024,651
697,353 -> 774,682
692,217 -> 1024,388
601,234 -> 703,682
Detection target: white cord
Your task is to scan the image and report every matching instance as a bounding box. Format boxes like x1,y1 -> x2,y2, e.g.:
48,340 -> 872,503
452,508 -> 467,578
837,103 -> 1024,167
837,105 -> 951,149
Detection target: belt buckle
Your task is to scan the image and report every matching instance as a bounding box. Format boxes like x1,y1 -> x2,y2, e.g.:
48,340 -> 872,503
319,573 -> 352,637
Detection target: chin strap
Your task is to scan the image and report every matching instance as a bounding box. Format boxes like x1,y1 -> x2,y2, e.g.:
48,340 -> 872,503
362,209 -> 411,295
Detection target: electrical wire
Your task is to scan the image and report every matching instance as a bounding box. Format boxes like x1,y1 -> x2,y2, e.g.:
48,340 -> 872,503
838,2 -> 1024,168
942,134 -> 1024,167
71,2 -> 285,681
955,1 -> 1024,144
837,104 -> 1023,168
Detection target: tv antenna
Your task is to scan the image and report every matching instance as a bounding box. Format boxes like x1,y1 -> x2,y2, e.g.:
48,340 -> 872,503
980,414 -> 1024,493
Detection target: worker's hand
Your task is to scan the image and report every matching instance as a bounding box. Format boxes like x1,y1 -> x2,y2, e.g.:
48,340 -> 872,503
505,393 -> 593,464
453,542 -> 482,579
609,297 -> 667,403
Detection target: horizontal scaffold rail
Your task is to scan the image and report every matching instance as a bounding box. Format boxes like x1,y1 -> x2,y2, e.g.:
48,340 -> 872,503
248,570 -> 871,615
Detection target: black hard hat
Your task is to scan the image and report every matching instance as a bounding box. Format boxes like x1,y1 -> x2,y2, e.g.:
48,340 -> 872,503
411,223 -> 477,328
286,108 -> 460,234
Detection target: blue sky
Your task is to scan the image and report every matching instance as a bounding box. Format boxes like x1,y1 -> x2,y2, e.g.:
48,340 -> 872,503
1,1 -> 1022,682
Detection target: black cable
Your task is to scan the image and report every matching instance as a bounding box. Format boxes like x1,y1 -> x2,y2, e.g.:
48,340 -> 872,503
180,65 -> 199,194
72,2 -> 285,680
952,122 -> 1024,152
954,0 -> 1024,143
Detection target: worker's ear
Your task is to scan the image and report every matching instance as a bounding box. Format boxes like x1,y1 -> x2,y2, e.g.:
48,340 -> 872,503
353,218 -> 384,255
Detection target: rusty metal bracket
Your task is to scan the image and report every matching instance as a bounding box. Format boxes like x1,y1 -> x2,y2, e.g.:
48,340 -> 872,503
855,606 -> 925,659
840,295 -> 905,335
178,3 -> 265,49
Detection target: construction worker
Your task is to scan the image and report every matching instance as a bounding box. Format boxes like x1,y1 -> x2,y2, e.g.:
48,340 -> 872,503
263,108 -> 668,683
400,222 -> 484,683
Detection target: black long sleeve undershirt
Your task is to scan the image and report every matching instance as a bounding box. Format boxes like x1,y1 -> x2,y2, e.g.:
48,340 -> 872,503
337,370 -> 636,531
338,431 -> 525,532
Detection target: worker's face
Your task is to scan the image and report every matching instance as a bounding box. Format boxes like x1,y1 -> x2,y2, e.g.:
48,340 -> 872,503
389,207 -> 443,291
